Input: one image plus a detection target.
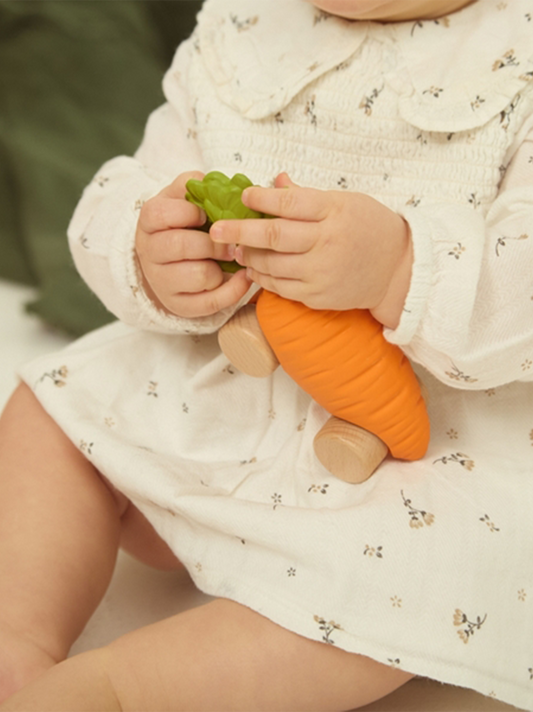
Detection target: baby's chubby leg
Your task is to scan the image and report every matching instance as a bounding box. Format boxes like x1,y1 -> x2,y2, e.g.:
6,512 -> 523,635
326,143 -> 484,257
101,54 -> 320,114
0,383 -> 124,702
0,384 -> 413,711
1,598 -> 413,712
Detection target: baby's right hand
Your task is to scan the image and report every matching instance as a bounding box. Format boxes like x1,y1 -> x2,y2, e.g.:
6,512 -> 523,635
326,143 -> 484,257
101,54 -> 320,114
135,172 -> 251,318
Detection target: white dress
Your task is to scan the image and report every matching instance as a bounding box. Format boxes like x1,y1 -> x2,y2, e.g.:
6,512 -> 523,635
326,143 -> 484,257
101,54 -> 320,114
20,1 -> 533,707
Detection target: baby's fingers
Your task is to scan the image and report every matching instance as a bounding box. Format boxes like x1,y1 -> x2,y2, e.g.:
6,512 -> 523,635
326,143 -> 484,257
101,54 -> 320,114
241,177 -> 329,222
138,195 -> 205,234
144,259 -> 224,303
137,228 -> 234,266
166,269 -> 252,319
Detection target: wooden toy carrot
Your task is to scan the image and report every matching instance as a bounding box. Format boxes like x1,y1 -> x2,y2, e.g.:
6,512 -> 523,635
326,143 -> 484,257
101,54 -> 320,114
255,291 -> 430,462
186,172 -> 430,482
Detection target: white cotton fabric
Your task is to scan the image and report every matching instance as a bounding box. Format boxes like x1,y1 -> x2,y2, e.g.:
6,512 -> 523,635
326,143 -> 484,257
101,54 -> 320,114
19,1 -> 533,708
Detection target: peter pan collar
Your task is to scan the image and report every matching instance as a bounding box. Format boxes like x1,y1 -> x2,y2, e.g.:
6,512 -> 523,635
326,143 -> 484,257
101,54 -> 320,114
196,0 -> 533,131
391,0 -> 533,131
196,0 -> 369,119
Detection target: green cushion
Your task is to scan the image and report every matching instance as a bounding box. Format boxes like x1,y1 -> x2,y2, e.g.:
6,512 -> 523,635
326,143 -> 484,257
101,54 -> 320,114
0,1 -> 201,336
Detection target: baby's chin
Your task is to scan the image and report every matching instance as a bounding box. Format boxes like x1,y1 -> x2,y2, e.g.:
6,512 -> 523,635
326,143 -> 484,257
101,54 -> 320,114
304,0 -> 476,22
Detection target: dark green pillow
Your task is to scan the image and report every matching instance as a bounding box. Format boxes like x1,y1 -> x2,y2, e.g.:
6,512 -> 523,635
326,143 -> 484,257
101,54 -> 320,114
0,1 -> 201,336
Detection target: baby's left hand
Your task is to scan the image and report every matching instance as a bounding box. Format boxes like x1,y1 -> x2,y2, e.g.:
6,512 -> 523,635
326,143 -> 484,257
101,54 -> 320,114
210,173 -> 411,324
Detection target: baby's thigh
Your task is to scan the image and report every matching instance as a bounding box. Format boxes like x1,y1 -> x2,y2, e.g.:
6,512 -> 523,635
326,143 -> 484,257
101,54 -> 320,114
115,496 -> 183,572
105,599 -> 412,711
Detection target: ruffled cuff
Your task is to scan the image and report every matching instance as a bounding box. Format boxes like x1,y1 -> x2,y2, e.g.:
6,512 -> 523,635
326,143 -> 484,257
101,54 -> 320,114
382,206 -> 434,347
383,203 -> 486,355
69,157 -> 254,335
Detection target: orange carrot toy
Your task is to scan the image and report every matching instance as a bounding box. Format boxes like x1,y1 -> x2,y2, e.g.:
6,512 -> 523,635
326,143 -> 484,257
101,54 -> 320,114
186,172 -> 430,483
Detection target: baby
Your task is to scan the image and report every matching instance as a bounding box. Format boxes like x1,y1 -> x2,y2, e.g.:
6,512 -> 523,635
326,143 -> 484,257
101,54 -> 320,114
1,0 -> 532,710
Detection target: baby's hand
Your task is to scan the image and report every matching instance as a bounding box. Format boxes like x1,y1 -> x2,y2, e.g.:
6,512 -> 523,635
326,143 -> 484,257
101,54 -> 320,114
135,172 -> 251,318
210,173 -> 412,328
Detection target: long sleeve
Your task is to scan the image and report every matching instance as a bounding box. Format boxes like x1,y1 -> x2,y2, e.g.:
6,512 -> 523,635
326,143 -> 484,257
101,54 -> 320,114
387,125 -> 533,390
67,37 -> 251,335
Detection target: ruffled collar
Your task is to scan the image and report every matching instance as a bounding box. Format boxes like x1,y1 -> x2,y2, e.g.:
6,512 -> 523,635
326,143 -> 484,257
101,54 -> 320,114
197,0 -> 368,119
197,0 -> 533,130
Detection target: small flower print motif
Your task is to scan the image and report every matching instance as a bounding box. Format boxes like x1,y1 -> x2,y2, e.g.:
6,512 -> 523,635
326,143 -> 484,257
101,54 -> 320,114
493,49 -> 519,71
518,589 -> 527,601
411,17 -> 450,34
500,95 -> 521,130
388,658 -> 402,668
229,14 -> 258,32
359,85 -> 384,116
449,243 -> 466,259
272,493 -> 283,510
182,403 -> 189,414
308,484 -> 329,494
287,567 -> 296,577
434,452 -> 475,471
147,381 -> 158,397
485,388 -> 497,397
422,86 -> 444,99
470,95 -> 486,111
521,359 -> 532,372
529,667 -> 533,680
453,609 -> 487,644
297,418 -> 307,432
468,192 -> 480,208
37,366 -> 68,387
305,95 -> 318,126
104,417 -> 116,428
240,457 -> 257,466
195,562 -> 203,572
79,440 -> 93,455
447,428 -> 459,440
314,9 -> 330,25
391,596 -> 402,608
95,175 -> 109,188
495,232 -> 528,256
336,59 -> 352,72
445,364 -> 478,384
401,490 -> 435,528
314,615 -> 342,645
364,545 -> 383,558
479,514 -> 500,532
